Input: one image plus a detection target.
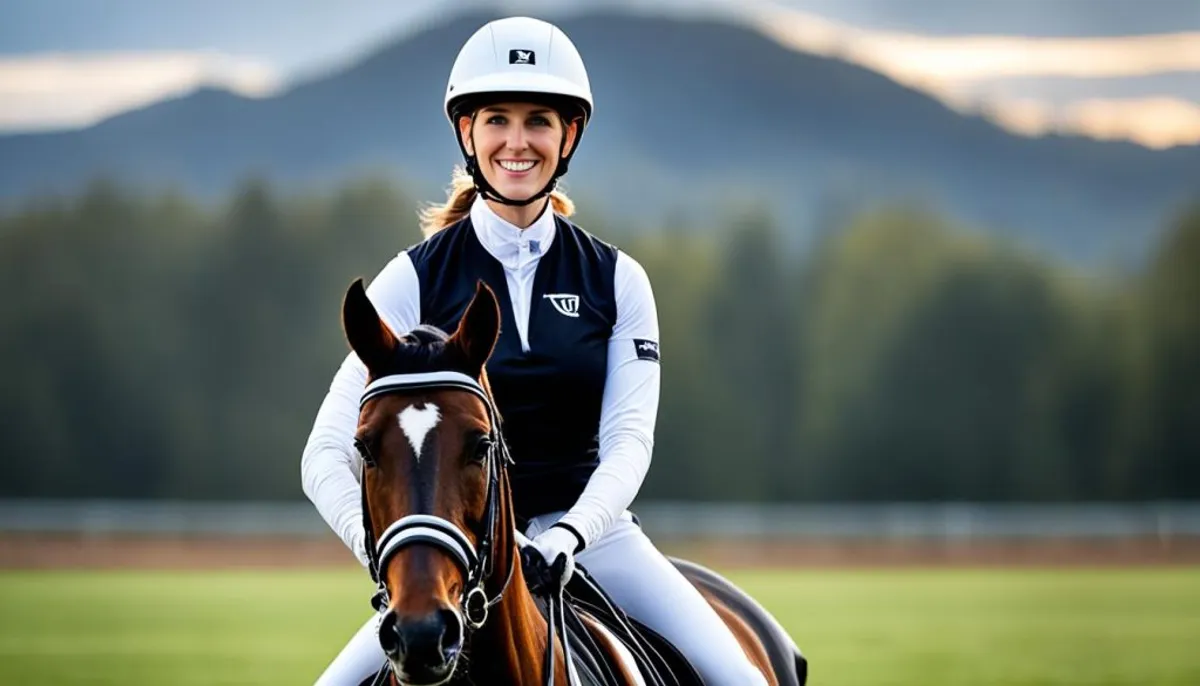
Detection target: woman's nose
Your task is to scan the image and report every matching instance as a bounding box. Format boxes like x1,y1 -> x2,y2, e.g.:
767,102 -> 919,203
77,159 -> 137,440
505,126 -> 528,151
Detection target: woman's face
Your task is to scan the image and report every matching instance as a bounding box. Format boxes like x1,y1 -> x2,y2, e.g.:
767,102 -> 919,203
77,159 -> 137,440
459,101 -> 578,202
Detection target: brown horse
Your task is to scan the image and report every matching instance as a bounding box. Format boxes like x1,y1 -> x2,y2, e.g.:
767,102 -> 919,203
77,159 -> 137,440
341,278 -> 805,685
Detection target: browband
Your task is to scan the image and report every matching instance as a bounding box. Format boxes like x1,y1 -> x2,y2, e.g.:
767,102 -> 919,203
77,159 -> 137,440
361,371 -> 488,409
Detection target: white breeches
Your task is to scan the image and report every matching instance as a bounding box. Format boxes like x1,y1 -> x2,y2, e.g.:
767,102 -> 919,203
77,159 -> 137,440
313,511 -> 767,685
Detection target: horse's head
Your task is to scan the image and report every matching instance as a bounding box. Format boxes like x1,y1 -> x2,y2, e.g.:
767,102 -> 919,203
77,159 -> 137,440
342,278 -> 507,685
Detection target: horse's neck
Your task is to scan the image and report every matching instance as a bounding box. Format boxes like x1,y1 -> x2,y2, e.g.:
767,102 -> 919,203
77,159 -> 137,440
468,495 -> 567,684
471,552 -> 559,683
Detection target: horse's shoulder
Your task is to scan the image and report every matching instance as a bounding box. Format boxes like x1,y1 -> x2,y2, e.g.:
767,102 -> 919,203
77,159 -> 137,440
561,568 -> 702,686
578,612 -> 647,686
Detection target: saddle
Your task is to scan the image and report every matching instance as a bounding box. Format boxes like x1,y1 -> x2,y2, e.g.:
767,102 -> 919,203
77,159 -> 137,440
554,564 -> 705,686
515,542 -> 703,686
546,555 -> 808,686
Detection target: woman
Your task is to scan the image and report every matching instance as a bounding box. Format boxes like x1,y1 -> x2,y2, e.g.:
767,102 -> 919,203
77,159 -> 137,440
301,16 -> 768,685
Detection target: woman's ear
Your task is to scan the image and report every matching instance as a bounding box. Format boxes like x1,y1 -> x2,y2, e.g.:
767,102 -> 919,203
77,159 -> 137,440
459,115 -> 475,156
561,118 -> 580,158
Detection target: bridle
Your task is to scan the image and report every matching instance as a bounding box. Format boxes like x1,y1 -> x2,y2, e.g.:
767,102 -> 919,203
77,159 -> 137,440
355,370 -> 516,632
355,369 -> 581,686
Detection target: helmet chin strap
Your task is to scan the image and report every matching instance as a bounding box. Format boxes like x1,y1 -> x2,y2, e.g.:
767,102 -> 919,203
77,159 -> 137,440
466,155 -> 557,207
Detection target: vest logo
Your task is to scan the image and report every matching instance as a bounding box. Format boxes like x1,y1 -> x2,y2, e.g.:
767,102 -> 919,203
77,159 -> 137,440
509,49 -> 536,65
634,338 -> 660,362
543,293 -> 580,318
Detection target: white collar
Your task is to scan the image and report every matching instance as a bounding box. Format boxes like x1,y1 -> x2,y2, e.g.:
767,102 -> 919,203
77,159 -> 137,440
470,195 -> 556,270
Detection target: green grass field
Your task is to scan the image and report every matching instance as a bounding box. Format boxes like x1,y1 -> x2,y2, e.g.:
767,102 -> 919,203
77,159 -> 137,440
1,567 -> 1198,685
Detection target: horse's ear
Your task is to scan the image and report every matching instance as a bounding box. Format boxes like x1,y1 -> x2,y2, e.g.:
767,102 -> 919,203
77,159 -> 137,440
342,278 -> 397,373
450,280 -> 501,377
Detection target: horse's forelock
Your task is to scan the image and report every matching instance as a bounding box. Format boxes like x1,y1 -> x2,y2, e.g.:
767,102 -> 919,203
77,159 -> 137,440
404,324 -> 450,346
381,324 -> 454,375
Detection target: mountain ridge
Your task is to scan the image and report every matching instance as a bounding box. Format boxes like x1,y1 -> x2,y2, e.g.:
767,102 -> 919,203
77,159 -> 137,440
1,9 -> 1196,262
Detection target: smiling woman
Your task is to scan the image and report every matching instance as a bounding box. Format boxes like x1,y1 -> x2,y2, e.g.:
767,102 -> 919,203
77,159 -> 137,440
415,19 -> 591,234
457,102 -> 579,225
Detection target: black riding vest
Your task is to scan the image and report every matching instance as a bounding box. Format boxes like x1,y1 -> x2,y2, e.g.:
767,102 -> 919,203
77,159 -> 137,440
406,215 -> 619,521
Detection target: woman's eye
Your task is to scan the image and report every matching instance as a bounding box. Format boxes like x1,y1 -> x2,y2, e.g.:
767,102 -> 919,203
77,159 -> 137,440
486,115 -> 506,125
528,116 -> 550,127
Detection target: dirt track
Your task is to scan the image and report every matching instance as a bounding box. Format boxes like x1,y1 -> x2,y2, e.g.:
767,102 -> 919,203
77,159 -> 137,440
3,533 -> 1198,570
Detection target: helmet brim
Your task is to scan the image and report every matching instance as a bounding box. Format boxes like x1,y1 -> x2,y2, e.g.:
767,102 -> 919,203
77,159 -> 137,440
445,72 -> 593,123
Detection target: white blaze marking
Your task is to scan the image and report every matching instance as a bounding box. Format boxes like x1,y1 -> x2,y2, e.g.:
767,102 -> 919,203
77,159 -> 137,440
398,403 -> 441,462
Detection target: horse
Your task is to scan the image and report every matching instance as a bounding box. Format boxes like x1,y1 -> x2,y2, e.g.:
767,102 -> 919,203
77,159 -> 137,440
340,277 -> 806,685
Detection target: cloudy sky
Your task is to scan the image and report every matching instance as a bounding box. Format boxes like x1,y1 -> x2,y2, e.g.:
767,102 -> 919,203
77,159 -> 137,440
1,0 -> 1198,147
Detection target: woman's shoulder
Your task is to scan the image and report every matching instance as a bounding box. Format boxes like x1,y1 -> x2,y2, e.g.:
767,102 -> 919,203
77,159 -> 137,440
554,215 -> 654,284
553,214 -> 621,261
405,215 -> 473,265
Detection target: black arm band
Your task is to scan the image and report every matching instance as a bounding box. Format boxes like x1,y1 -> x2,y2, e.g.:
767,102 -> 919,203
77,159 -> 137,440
552,521 -> 587,554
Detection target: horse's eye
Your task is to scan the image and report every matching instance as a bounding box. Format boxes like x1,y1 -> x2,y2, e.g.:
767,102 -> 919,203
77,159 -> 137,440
472,436 -> 493,464
354,435 -> 377,467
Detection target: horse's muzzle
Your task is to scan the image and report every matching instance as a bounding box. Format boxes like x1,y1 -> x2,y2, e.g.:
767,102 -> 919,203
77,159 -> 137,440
379,606 -> 464,683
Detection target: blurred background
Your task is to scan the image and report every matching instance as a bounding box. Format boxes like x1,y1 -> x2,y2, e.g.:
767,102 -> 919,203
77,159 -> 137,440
1,1 -> 1198,684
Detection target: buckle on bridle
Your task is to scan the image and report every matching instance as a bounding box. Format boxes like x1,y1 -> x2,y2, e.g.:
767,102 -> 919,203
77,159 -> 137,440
464,586 -> 489,629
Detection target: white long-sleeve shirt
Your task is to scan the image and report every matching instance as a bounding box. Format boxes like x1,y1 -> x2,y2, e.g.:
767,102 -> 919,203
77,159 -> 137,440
300,197 -> 660,565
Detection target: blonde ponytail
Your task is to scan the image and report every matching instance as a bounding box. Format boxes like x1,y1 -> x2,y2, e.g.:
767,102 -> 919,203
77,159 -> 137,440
550,188 -> 576,219
419,166 -> 577,237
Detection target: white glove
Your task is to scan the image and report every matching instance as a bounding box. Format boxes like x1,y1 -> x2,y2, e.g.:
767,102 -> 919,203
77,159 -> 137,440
529,524 -> 581,590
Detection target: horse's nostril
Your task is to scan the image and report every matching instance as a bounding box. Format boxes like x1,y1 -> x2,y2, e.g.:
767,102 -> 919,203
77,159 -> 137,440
391,607 -> 462,668
439,607 -> 464,656
378,610 -> 403,657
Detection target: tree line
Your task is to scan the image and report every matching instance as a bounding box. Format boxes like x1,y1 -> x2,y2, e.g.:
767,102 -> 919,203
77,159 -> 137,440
1,177 -> 1196,502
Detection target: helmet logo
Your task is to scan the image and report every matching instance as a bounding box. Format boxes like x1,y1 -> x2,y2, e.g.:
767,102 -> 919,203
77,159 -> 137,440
508,49 -> 536,65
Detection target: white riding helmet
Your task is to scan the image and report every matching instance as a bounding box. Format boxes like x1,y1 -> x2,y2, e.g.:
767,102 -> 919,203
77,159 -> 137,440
444,17 -> 594,206
445,16 -> 593,126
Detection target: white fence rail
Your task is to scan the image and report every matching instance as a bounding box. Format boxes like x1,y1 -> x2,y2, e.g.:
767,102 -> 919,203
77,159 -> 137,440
2,499 -> 1199,541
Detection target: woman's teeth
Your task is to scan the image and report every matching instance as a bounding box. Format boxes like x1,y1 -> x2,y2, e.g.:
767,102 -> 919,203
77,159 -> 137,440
498,160 -> 536,172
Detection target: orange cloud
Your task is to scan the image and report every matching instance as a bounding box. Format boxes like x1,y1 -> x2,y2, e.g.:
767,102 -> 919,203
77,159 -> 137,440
751,4 -> 1200,83
0,52 -> 281,131
748,2 -> 1200,147
980,97 -> 1200,148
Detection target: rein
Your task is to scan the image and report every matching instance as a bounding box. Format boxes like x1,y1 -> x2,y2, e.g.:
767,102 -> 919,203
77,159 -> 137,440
356,370 -> 577,686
